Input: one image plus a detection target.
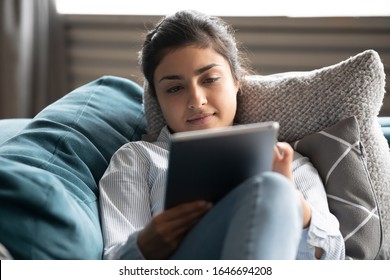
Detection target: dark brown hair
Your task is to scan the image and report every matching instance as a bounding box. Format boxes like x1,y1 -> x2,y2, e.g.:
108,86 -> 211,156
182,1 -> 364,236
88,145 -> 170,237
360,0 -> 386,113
138,10 -> 250,96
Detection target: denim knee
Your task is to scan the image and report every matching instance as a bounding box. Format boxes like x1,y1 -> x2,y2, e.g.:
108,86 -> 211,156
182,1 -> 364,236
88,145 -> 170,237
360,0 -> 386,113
220,172 -> 303,259
247,172 -> 302,216
171,172 -> 302,259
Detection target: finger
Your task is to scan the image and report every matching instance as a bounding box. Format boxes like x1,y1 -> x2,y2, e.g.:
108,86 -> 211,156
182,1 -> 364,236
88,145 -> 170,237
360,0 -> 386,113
150,213 -> 205,245
275,142 -> 293,161
152,201 -> 211,236
163,204 -> 211,232
273,145 -> 281,160
164,200 -> 212,220
169,215 -> 204,240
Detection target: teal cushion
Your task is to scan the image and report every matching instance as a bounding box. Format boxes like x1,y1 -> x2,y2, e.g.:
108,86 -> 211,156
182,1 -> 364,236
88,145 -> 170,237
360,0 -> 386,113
379,117 -> 390,146
382,127 -> 390,147
378,117 -> 390,127
0,119 -> 30,145
0,76 -> 146,259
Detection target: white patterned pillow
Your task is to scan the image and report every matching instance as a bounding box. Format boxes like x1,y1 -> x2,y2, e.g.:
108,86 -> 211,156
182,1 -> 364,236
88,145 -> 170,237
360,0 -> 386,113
291,116 -> 382,259
144,49 -> 390,259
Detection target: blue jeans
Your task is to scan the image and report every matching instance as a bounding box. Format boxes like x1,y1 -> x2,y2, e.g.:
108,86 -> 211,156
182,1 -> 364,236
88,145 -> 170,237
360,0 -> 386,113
170,172 -> 303,259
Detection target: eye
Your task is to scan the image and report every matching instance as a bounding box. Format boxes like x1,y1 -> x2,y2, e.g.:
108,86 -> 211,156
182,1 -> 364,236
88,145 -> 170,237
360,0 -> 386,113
166,85 -> 183,94
203,77 -> 220,84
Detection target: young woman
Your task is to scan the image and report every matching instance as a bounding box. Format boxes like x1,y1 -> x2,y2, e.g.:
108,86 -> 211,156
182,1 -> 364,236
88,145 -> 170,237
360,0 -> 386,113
99,10 -> 345,260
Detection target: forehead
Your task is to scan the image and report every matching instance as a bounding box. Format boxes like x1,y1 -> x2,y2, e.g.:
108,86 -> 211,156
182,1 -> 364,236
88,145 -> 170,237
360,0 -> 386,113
155,46 -> 230,75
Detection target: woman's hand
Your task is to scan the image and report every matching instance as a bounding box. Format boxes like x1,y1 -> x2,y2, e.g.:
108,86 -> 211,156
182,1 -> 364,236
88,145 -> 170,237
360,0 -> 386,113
137,200 -> 212,259
272,142 -> 294,181
273,143 -> 312,227
272,142 -> 323,258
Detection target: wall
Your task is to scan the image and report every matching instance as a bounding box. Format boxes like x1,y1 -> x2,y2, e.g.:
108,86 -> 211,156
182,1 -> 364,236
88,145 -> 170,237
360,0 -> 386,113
63,15 -> 390,115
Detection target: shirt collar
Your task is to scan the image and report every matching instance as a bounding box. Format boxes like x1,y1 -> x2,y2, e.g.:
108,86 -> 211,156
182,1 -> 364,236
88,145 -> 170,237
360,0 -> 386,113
155,125 -> 171,144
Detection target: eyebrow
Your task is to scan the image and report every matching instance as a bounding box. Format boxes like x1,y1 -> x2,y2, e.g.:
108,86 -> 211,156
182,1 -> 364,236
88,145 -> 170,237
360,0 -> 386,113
158,63 -> 221,83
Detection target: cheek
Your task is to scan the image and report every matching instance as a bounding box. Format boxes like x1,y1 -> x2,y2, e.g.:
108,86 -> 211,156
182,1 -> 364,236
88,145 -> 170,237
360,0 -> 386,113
224,88 -> 238,116
158,97 -> 183,122
223,86 -> 238,106
159,99 -> 172,116
228,96 -> 238,114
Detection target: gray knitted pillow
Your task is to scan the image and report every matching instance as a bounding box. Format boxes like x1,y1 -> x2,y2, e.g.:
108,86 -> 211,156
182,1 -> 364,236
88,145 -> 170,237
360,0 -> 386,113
143,49 -> 390,259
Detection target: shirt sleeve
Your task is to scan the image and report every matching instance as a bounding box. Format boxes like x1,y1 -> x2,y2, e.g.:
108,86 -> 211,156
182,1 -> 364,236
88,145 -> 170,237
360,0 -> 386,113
293,152 -> 345,260
99,144 -> 149,260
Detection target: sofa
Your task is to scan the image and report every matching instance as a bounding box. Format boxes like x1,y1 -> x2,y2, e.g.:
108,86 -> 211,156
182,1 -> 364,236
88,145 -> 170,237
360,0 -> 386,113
0,50 -> 389,260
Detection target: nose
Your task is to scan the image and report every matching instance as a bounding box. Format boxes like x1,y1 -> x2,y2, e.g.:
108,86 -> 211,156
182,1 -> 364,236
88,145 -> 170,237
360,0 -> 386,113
187,85 -> 207,109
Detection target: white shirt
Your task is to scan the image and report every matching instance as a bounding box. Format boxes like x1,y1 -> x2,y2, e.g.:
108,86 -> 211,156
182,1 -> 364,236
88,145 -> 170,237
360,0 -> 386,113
99,126 -> 345,260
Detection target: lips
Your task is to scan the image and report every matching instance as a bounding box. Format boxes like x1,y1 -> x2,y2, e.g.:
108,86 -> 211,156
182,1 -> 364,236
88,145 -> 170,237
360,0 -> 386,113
187,112 -> 216,125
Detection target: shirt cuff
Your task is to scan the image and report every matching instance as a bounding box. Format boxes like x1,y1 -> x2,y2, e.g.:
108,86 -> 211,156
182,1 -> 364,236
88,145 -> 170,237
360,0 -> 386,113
298,206 -> 341,259
104,230 -> 146,260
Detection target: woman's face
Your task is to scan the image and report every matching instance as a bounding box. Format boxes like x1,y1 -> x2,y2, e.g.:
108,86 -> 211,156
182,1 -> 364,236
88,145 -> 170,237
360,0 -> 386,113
153,46 -> 239,133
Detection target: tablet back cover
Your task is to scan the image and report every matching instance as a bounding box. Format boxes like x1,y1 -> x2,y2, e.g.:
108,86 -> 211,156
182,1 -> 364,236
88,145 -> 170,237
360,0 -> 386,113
164,122 -> 279,209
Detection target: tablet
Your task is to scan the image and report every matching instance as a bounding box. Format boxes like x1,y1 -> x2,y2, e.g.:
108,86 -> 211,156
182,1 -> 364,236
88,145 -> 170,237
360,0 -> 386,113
164,121 -> 279,209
